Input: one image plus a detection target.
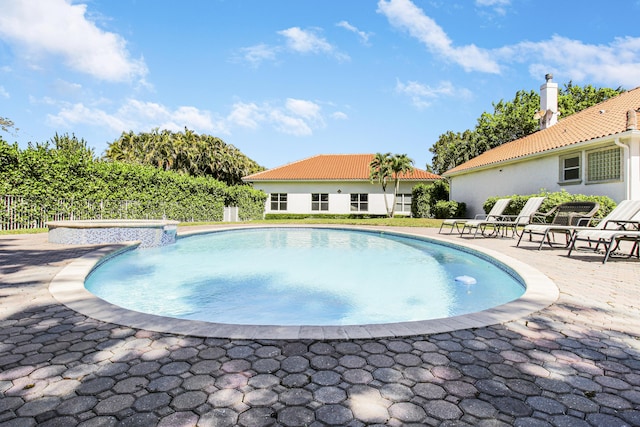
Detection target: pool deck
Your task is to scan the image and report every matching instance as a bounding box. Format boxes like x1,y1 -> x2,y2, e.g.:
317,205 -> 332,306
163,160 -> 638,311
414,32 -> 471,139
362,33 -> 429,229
1,225 -> 639,426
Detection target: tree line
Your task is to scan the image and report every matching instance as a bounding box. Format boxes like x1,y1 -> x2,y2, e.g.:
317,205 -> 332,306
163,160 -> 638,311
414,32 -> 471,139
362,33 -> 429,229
105,128 -> 264,185
428,82 -> 624,175
0,134 -> 267,224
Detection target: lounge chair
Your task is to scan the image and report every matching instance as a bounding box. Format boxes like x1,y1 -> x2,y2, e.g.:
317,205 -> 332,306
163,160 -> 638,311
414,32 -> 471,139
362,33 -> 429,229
567,208 -> 640,263
516,201 -> 600,249
438,198 -> 511,234
460,197 -> 546,238
518,199 -> 640,253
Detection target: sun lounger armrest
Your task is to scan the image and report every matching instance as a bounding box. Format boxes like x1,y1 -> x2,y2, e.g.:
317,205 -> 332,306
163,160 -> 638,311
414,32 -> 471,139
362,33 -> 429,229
473,214 -> 488,220
573,216 -> 594,227
607,220 -> 640,230
529,207 -> 558,223
529,212 -> 552,224
493,214 -> 517,222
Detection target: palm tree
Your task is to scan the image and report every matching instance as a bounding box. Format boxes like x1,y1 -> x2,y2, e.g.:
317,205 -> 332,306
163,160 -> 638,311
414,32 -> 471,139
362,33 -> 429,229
389,154 -> 414,218
369,152 -> 393,217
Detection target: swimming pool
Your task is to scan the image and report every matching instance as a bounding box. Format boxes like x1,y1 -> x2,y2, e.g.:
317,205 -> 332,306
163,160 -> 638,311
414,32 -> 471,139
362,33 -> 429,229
85,227 -> 525,326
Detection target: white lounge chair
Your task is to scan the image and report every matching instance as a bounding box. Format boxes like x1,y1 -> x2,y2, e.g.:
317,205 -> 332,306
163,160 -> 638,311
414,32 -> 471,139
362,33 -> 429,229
567,207 -> 640,263
438,198 -> 511,235
460,197 -> 546,238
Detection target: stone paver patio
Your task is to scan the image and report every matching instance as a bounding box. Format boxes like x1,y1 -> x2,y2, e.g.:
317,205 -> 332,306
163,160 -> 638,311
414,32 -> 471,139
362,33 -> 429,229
1,225 -> 639,426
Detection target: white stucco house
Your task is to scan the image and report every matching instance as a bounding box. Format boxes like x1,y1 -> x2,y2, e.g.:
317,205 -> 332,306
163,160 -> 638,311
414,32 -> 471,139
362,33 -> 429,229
243,154 -> 442,216
443,76 -> 640,217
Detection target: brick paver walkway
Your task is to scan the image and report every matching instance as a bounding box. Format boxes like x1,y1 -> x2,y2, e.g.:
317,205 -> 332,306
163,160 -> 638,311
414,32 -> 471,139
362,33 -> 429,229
1,226 -> 639,426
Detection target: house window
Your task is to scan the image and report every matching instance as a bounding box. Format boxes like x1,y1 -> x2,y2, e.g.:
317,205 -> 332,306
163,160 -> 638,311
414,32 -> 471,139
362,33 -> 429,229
270,193 -> 287,211
350,193 -> 368,212
559,154 -> 581,183
395,193 -> 412,213
311,193 -> 329,211
587,147 -> 621,183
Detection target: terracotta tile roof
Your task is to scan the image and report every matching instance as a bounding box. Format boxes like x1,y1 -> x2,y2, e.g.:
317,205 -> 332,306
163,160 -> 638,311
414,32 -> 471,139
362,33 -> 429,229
444,86 -> 640,175
243,154 -> 442,181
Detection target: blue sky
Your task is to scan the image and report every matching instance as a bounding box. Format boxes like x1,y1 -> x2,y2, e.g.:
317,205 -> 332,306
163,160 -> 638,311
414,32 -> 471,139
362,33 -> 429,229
1,0 -> 640,170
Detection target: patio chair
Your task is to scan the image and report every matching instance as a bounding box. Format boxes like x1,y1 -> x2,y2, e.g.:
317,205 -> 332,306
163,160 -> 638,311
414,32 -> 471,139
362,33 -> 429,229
438,198 -> 511,235
460,197 -> 546,238
567,208 -> 640,263
516,201 -> 600,249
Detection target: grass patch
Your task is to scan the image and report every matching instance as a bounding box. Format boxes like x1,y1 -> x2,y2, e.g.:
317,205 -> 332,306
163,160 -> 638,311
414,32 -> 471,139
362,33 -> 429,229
0,228 -> 48,235
181,217 -> 443,228
1,217 -> 443,235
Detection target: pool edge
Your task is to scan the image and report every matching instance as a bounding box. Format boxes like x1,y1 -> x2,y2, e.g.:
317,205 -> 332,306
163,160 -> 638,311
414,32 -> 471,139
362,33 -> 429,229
49,225 -> 560,340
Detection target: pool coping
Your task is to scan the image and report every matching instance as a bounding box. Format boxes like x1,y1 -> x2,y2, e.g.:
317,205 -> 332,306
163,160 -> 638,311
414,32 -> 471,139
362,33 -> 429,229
49,225 -> 559,340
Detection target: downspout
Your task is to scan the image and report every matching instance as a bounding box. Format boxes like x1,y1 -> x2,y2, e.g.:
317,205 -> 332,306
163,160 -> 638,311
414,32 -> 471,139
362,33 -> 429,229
614,137 -> 630,200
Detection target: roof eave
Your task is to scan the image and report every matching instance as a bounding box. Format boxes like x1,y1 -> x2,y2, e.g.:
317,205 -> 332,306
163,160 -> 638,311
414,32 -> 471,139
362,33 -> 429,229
443,130 -> 634,178
243,177 -> 440,182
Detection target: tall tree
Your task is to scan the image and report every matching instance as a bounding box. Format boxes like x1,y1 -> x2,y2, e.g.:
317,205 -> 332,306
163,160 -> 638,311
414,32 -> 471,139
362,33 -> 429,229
369,152 -> 392,217
105,128 -> 264,185
389,154 -> 415,218
428,83 -> 624,175
0,116 -> 18,135
369,153 -> 415,217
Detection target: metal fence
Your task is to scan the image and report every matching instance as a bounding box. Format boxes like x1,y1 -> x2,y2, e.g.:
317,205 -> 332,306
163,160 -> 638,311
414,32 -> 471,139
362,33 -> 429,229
1,195 -> 223,231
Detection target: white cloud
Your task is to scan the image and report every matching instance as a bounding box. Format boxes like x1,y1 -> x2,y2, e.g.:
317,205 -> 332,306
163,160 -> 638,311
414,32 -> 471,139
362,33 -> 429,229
0,86 -> 9,99
47,99 -> 226,136
228,102 -> 264,129
476,0 -> 510,5
331,111 -> 349,120
47,103 -> 129,132
269,110 -> 313,136
475,0 -> 510,15
286,98 -> 321,118
499,35 -> 640,88
237,26 -> 350,66
278,27 -> 350,61
396,80 -> 471,108
279,27 -> 333,54
336,21 -> 373,45
377,0 -> 500,73
237,43 -> 280,67
0,0 -> 147,82
379,0 -> 640,88
227,98 -> 332,136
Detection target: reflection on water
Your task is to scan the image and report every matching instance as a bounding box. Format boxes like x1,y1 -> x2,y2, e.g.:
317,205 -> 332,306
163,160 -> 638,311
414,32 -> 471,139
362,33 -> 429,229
85,228 -> 524,326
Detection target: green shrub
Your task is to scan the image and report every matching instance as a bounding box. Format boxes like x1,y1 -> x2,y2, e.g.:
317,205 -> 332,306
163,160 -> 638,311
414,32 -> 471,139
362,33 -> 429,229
483,189 -> 616,219
411,183 -> 431,218
432,200 -> 466,219
264,213 -> 389,220
226,185 -> 268,220
411,180 -> 449,218
0,136 -> 266,225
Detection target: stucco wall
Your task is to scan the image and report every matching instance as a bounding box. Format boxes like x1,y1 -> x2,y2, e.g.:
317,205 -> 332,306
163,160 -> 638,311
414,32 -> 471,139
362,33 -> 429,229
449,154 -> 626,217
251,181 -> 421,216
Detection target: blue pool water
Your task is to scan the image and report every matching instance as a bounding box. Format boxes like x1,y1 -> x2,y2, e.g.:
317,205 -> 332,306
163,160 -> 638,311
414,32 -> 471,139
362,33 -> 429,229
85,228 -> 525,326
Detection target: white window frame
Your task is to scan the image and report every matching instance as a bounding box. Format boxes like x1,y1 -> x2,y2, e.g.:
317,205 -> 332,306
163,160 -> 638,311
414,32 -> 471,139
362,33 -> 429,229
586,147 -> 622,184
559,153 -> 582,184
270,193 -> 287,211
350,193 -> 368,212
395,193 -> 412,213
311,193 -> 329,211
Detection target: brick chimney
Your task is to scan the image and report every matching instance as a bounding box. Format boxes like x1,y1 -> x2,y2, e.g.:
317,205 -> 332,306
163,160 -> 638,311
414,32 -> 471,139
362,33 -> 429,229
538,73 -> 558,130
